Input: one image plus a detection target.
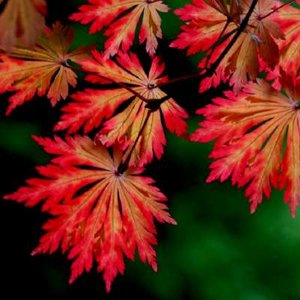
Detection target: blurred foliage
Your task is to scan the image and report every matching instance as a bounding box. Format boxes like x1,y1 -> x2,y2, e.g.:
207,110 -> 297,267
0,121 -> 42,161
1,0 -> 300,300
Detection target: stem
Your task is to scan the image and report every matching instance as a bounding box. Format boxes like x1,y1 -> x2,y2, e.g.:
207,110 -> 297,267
146,0 -> 162,3
205,27 -> 239,56
156,72 -> 204,88
117,109 -> 152,174
259,0 -> 296,20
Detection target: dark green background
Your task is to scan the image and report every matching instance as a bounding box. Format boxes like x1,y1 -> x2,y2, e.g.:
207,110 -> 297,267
1,0 -> 300,299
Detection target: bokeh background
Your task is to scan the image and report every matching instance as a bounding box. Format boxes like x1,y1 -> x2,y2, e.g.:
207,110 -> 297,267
1,0 -> 300,299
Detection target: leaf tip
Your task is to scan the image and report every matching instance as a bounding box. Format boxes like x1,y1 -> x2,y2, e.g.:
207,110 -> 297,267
170,218 -> 177,225
31,248 -> 40,256
151,261 -> 158,272
250,203 -> 257,215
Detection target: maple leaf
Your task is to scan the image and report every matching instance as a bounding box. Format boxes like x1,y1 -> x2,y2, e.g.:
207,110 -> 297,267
273,3 -> 300,77
0,22 -> 89,114
4,135 -> 175,292
171,0 -> 283,92
70,0 -> 169,57
191,72 -> 300,217
170,0 -> 240,56
0,0 -> 47,51
55,50 -> 188,167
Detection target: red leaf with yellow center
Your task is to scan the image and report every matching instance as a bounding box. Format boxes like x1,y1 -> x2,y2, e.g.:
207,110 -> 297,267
191,72 -> 300,216
273,3 -> 300,77
171,0 -> 283,92
4,135 -> 175,292
55,50 -> 188,167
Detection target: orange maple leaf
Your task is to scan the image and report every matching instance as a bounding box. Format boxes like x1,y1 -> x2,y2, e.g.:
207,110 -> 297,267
55,50 -> 188,167
170,0 -> 241,55
4,135 -> 175,292
225,0 -> 284,92
191,72 -> 300,217
171,0 -> 283,92
70,0 -> 169,57
0,0 -> 47,51
0,22 -> 90,114
273,3 -> 300,77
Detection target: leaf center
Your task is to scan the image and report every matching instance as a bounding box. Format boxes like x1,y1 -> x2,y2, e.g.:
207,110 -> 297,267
293,102 -> 300,110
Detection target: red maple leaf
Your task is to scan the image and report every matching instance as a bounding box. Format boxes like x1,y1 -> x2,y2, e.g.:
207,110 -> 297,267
191,71 -> 300,217
4,135 -> 175,291
0,22 -> 89,114
170,0 -> 241,55
70,0 -> 169,57
0,0 -> 47,51
171,0 -> 283,92
273,3 -> 300,77
55,50 -> 188,167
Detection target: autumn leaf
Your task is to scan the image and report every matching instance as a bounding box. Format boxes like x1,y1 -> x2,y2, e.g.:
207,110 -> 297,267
0,22 -> 89,114
171,0 -> 283,92
0,0 -> 47,51
191,72 -> 300,217
70,0 -> 169,57
4,135 -> 175,292
273,3 -> 300,77
55,50 -> 188,167
225,0 -> 284,92
170,0 -> 240,55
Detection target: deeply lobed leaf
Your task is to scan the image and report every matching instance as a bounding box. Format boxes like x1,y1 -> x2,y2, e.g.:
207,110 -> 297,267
192,73 -> 300,216
0,22 -> 90,114
70,0 -> 169,57
55,50 -> 188,167
273,3 -> 300,77
5,135 -> 175,291
171,0 -> 284,92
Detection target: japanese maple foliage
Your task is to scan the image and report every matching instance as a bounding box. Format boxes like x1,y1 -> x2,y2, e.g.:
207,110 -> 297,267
2,0 -> 300,294
191,72 -> 300,216
274,3 -> 300,77
71,0 -> 169,57
55,50 -> 188,167
0,22 -> 89,114
5,135 -> 175,291
171,0 -> 284,92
